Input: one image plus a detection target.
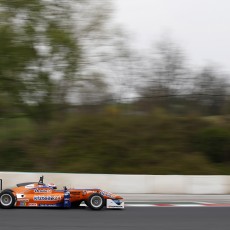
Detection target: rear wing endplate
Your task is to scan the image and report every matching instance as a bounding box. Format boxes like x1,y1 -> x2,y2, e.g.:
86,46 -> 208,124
0,179 -> 2,191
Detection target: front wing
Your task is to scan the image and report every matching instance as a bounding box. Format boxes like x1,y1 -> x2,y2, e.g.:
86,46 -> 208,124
106,199 -> 124,209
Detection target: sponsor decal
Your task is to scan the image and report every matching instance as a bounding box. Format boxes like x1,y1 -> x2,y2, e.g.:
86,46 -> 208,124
39,204 -> 59,207
106,199 -> 124,209
82,191 -> 87,196
87,190 -> 93,193
20,202 -> 27,206
18,199 -> 29,202
113,200 -> 122,205
34,195 -> 61,201
28,203 -> 37,207
34,189 -> 52,193
82,190 -> 99,195
100,190 -> 115,199
16,194 -> 25,198
82,190 -> 94,196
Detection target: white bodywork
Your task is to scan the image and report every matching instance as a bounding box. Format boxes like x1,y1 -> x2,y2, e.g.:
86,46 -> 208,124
106,199 -> 124,209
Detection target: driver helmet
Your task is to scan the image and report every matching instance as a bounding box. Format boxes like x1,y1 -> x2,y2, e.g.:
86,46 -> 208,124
47,183 -> 57,189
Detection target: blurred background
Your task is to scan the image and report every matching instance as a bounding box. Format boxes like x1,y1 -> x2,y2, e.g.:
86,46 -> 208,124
0,0 -> 229,174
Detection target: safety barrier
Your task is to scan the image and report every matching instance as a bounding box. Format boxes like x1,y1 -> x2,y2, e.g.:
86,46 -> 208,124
0,172 -> 229,194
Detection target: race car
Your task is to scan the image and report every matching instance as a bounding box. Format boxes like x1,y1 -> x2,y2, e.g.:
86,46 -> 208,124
0,176 -> 124,210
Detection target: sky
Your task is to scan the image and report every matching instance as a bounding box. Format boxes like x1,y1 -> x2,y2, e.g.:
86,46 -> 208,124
114,0 -> 230,72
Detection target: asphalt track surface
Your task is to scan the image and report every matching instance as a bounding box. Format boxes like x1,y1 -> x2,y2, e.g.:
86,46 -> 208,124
0,206 -> 230,230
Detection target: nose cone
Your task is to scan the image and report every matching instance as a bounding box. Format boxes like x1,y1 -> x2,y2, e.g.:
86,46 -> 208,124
114,195 -> 123,200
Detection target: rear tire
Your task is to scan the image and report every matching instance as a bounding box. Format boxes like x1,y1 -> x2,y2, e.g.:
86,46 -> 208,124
0,190 -> 16,209
87,193 -> 105,210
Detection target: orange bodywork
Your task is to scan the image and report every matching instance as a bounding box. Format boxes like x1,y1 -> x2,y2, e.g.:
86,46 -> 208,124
9,182 -> 123,208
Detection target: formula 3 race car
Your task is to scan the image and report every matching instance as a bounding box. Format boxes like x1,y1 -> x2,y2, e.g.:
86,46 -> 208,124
0,176 -> 124,210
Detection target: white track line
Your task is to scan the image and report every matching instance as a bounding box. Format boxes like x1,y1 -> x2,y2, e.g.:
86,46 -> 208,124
196,202 -> 214,205
126,204 -> 156,207
171,204 -> 204,207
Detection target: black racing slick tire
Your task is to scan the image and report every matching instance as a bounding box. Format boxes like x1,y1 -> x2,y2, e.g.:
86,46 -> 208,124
87,193 -> 105,210
0,190 -> 16,209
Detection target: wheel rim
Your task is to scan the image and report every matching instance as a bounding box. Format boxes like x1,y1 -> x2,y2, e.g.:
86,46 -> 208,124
0,194 -> 12,206
90,196 -> 103,208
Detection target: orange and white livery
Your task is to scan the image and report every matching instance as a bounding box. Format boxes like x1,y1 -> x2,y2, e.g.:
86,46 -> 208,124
0,176 -> 124,210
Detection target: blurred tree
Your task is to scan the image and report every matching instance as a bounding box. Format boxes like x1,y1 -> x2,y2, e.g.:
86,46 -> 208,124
103,29 -> 142,102
192,66 -> 229,115
143,38 -> 188,97
70,0 -> 116,105
0,0 -> 114,122
77,72 -> 113,105
138,38 -> 190,112
0,0 -> 80,122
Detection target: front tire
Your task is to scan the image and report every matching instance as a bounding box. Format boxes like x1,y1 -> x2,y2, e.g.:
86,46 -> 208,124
87,193 -> 105,210
0,190 -> 16,209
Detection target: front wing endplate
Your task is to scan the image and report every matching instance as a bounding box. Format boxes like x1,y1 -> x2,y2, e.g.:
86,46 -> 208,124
106,199 -> 124,209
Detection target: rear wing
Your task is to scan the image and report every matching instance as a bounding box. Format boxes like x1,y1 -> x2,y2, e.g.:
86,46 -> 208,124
0,179 -> 2,191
